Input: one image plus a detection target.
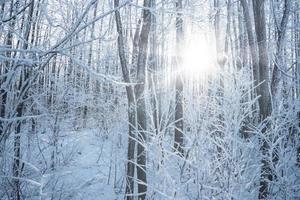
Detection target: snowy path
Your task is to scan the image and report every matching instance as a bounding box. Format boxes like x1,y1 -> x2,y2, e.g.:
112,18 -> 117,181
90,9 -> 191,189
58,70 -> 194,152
45,129 -> 121,200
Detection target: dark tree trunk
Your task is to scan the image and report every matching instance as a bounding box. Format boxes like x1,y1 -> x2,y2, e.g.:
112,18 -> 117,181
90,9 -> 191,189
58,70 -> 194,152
295,2 -> 300,167
174,0 -> 184,156
240,0 -> 260,88
12,1 -> 35,199
134,0 -> 153,198
114,1 -> 136,198
271,0 -> 291,97
252,0 -> 273,199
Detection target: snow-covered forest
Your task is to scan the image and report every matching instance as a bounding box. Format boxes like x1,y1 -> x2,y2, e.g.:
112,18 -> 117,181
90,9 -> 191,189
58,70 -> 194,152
0,0 -> 299,199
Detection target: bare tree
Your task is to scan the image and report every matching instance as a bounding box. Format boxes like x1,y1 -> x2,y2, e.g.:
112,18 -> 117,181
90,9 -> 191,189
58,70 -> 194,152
271,0 -> 291,97
174,0 -> 184,156
12,1 -> 35,199
240,0 -> 259,88
114,0 -> 152,198
114,0 -> 136,198
134,0 -> 153,198
252,0 -> 273,199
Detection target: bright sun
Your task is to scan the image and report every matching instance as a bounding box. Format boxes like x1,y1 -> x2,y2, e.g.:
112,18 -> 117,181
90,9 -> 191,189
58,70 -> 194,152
182,35 -> 217,79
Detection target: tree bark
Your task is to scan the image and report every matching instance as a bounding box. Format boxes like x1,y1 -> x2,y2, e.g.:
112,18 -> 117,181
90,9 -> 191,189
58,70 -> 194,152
240,0 -> 260,88
174,0 -> 184,156
135,0 -> 152,198
114,1 -> 136,199
252,0 -> 273,199
12,1 -> 35,199
0,0 -> 15,147
271,0 -> 291,97
295,2 -> 300,167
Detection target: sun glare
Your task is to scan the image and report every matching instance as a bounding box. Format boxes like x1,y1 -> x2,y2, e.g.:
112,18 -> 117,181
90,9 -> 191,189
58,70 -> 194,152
182,35 -> 217,79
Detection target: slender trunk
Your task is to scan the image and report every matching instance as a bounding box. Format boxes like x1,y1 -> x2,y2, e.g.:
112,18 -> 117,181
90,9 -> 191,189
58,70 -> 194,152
271,0 -> 291,97
174,0 -> 184,156
148,0 -> 159,136
252,0 -> 273,199
0,0 -> 15,147
240,0 -> 260,87
13,104 -> 22,200
12,1 -> 35,199
114,1 -> 136,198
295,2 -> 300,167
135,0 -> 152,198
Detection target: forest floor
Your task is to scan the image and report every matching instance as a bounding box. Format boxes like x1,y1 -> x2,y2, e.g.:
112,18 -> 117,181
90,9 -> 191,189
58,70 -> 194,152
43,127 -> 123,200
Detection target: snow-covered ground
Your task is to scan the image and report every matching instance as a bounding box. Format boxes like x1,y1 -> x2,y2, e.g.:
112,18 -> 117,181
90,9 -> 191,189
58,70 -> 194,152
40,126 -> 125,200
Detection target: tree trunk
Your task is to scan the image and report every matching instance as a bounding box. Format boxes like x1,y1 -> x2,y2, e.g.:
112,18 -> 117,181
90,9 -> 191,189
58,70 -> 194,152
135,0 -> 152,198
148,0 -> 159,136
0,0 -> 15,150
240,0 -> 260,88
113,1 -> 136,198
295,2 -> 300,167
12,1 -> 35,199
271,0 -> 291,97
252,0 -> 273,199
174,0 -> 184,156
